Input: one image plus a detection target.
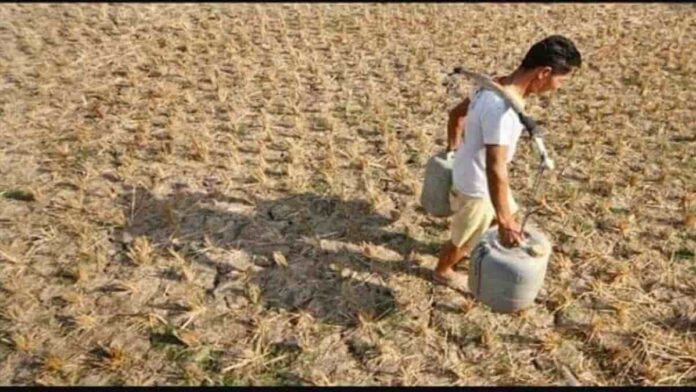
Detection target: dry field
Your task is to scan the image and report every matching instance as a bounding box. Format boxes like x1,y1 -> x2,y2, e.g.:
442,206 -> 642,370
0,3 -> 694,386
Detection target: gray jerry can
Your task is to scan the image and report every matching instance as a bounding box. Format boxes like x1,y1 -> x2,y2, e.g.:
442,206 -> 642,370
420,151 -> 455,217
468,225 -> 552,313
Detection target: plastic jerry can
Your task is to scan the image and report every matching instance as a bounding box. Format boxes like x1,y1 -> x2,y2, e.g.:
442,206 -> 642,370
420,151 -> 455,217
468,225 -> 552,313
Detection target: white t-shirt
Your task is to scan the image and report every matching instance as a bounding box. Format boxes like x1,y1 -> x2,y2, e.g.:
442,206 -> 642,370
452,86 -> 525,199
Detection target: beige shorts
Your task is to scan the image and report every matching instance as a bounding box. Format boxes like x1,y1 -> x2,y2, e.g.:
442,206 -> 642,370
449,189 -> 519,251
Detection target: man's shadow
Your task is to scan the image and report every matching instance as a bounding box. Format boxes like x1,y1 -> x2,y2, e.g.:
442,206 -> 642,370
114,183 -> 440,327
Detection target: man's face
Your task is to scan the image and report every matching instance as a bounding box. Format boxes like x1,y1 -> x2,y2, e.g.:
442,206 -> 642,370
531,66 -> 572,94
549,71 -> 571,91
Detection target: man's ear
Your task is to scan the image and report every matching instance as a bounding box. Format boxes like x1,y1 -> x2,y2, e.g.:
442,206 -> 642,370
538,66 -> 552,80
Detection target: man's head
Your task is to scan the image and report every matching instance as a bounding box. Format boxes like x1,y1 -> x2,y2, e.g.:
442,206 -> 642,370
520,35 -> 582,94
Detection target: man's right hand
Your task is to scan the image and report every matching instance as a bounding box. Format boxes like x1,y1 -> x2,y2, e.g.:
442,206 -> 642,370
498,216 -> 524,248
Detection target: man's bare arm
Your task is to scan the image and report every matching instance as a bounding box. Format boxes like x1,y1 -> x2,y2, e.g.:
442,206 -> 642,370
485,144 -> 523,246
446,98 -> 470,152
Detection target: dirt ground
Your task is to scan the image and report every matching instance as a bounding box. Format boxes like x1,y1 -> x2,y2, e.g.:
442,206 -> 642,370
0,3 -> 694,386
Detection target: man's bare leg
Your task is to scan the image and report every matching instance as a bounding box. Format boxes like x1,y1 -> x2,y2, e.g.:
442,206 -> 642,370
433,241 -> 470,293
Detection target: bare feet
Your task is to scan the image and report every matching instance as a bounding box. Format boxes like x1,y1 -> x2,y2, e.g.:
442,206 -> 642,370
433,268 -> 470,294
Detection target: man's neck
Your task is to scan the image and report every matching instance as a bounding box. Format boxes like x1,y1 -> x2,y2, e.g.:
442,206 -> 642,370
500,67 -> 534,98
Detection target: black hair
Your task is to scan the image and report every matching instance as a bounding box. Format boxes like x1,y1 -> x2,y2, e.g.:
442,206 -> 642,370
520,35 -> 582,74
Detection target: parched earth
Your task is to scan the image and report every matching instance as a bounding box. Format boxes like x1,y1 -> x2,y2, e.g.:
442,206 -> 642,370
0,3 -> 694,386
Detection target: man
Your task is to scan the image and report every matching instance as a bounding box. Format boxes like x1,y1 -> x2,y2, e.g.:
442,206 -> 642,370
434,35 -> 582,292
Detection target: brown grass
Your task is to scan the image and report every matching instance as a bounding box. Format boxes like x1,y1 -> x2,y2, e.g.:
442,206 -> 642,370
0,2 -> 694,386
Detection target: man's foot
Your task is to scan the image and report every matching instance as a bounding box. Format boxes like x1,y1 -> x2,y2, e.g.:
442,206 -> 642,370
433,269 -> 470,294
